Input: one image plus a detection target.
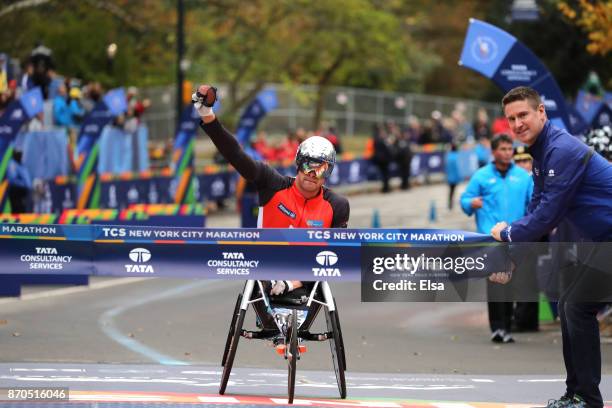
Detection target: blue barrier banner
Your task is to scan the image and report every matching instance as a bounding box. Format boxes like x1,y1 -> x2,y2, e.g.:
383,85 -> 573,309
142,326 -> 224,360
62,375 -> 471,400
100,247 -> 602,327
46,152 -> 450,213
197,172 -> 235,201
0,88 -> 44,212
459,19 -> 571,131
0,224 -> 503,283
136,125 -> 149,172
21,129 -> 69,179
98,125 -> 149,174
100,177 -> 173,210
76,88 -> 127,209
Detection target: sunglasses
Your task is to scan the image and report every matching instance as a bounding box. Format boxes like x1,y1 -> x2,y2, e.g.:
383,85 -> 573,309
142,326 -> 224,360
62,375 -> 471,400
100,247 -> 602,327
298,160 -> 330,179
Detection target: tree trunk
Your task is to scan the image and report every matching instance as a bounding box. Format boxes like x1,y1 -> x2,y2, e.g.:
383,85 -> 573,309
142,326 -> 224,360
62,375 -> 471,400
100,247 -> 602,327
311,50 -> 347,130
313,85 -> 328,131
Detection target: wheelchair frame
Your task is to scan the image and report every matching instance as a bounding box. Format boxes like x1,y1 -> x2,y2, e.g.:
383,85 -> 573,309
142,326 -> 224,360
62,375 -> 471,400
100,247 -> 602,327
219,280 -> 347,404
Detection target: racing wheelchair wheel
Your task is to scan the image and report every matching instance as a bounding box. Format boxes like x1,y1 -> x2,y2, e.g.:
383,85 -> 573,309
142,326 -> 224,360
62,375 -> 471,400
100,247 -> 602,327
287,309 -> 298,404
219,300 -> 246,395
325,308 -> 346,399
222,293 -> 242,367
333,297 -> 347,370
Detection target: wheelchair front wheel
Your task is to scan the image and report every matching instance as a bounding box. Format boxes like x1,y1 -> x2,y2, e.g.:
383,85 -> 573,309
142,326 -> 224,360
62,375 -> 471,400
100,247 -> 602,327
219,307 -> 245,395
326,309 -> 346,399
333,298 -> 347,370
222,293 -> 243,367
287,309 -> 298,404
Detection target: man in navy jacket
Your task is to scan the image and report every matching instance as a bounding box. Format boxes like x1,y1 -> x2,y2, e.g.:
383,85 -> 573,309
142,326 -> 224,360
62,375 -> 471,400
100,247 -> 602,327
491,86 -> 612,408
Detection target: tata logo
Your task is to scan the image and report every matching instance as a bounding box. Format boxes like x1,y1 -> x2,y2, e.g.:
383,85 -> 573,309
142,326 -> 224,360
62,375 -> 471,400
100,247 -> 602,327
471,36 -> 498,64
223,252 -> 244,259
313,251 -> 341,277
126,248 -> 154,273
129,248 -> 151,263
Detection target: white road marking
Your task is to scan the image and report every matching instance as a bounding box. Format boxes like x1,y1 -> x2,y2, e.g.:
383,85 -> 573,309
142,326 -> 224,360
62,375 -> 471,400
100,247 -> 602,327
433,404 -> 476,408
197,396 -> 240,403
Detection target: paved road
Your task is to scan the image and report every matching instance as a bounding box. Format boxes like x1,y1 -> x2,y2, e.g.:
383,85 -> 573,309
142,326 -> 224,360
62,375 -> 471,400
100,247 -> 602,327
0,183 -> 610,406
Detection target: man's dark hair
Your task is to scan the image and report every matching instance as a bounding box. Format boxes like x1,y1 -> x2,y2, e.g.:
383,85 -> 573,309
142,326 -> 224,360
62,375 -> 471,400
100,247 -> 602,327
491,133 -> 513,151
501,86 -> 542,111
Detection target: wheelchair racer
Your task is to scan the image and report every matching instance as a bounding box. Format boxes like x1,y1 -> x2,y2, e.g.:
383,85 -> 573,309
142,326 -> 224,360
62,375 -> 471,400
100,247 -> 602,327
193,85 -> 350,302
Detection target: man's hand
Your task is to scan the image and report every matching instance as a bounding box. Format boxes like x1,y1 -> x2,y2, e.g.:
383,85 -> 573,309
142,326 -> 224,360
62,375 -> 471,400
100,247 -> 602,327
491,221 -> 508,241
192,85 -> 217,120
489,271 -> 512,284
270,280 -> 291,296
470,197 -> 483,209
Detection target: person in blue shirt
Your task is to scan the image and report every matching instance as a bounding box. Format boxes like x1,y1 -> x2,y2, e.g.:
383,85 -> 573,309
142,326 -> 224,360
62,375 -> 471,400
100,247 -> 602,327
7,149 -> 32,213
461,133 -> 532,344
491,86 -> 612,408
68,87 -> 85,127
52,84 -> 71,127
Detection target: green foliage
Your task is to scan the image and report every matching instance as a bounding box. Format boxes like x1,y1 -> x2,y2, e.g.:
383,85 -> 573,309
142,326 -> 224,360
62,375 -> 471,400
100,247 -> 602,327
3,0 -> 606,108
484,0 -> 611,98
188,0 -> 440,126
0,0 -> 175,87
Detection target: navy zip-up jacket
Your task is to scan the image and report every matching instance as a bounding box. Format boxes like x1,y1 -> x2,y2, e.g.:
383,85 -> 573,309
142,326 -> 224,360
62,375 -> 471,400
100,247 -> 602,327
501,121 -> 612,242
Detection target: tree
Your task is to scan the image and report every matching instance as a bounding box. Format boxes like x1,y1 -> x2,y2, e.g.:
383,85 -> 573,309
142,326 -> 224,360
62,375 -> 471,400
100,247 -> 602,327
558,0 -> 612,56
482,0 -> 612,98
0,0 -> 175,87
189,0 -> 439,128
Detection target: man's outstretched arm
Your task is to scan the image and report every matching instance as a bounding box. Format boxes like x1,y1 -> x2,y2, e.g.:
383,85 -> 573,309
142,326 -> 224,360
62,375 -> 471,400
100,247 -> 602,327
193,85 -> 260,182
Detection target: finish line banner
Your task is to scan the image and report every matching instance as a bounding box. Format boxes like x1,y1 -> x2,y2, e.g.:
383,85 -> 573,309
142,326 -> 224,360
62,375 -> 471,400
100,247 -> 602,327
0,224 -> 503,283
3,224 -> 608,302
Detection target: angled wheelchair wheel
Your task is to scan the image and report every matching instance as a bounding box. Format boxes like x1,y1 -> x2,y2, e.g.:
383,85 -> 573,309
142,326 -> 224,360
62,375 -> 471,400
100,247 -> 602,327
325,309 -> 346,399
287,309 -> 298,404
332,298 -> 347,370
222,293 -> 243,367
219,306 -> 245,395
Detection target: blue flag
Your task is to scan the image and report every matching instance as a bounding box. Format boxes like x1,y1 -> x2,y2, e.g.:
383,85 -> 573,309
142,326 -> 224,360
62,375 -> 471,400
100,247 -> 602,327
235,88 -> 278,146
459,19 -> 571,132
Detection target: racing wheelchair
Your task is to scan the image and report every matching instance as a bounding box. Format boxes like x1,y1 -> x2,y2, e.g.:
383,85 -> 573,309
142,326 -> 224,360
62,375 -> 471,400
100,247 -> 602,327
219,280 -> 347,404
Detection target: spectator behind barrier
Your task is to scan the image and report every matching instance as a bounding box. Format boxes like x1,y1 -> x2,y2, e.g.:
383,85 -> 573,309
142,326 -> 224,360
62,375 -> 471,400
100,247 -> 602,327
445,143 -> 460,210
473,108 -> 491,141
53,83 -> 71,127
7,149 -> 32,213
29,43 -> 54,99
